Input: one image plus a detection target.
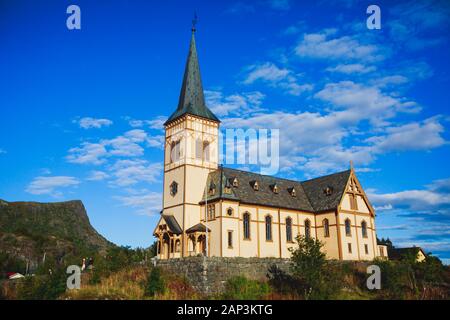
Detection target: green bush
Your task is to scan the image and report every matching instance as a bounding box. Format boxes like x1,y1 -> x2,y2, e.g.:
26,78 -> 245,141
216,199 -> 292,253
374,255 -> 448,299
144,267 -> 166,298
289,235 -> 343,299
16,268 -> 67,300
222,276 -> 270,300
0,252 -> 26,279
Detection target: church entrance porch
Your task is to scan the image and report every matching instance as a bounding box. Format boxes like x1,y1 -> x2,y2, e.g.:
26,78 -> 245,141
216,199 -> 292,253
186,223 -> 210,257
155,231 -> 182,260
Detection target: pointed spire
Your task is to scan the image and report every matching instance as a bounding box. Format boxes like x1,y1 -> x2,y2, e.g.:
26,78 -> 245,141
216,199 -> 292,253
165,24 -> 220,126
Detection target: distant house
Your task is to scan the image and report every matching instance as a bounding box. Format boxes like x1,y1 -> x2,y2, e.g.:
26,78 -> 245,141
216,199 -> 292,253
388,247 -> 427,262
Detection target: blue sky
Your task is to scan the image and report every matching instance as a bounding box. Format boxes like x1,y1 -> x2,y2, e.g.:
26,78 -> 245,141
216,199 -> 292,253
1,0 -> 449,262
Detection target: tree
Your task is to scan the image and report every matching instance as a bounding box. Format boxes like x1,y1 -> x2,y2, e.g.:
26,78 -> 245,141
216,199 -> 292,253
289,235 -> 342,299
144,267 -> 166,298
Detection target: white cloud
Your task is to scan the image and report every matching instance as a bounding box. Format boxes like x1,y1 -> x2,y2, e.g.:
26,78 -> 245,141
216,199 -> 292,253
366,117 -> 447,153
295,31 -> 385,62
127,116 -> 167,130
146,135 -> 164,149
315,81 -> 420,126
219,78 -> 445,177
66,129 -> 163,165
242,62 -> 313,96
76,117 -> 113,129
86,170 -> 109,181
67,142 -> 108,165
107,135 -> 144,157
108,159 -> 162,187
205,90 -> 265,117
371,75 -> 409,88
326,63 -> 376,74
368,178 -> 450,212
115,191 -> 162,216
26,176 -> 80,197
377,223 -> 408,230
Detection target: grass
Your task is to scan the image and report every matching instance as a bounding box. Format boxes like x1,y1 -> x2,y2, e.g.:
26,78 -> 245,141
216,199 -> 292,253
62,265 -> 201,300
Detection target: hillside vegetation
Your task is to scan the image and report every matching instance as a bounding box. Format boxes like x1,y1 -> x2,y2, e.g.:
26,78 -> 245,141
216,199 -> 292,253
0,199 -> 113,275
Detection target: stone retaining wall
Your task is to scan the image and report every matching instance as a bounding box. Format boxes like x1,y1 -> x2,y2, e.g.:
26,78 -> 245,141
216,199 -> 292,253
155,256 -> 292,295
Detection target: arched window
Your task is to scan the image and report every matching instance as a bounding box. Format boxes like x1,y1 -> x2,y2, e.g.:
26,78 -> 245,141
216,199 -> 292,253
170,140 -> 181,163
304,219 -> 311,239
323,218 -> 330,237
243,212 -> 251,240
345,219 -> 352,236
286,217 -> 293,242
195,138 -> 202,159
227,208 -> 233,216
361,221 -> 368,238
203,141 -> 210,161
175,239 -> 181,252
265,215 -> 272,241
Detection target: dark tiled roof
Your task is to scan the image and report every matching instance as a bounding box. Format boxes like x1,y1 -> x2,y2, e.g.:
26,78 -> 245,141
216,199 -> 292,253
302,170 -> 351,212
162,214 -> 182,234
186,223 -> 210,233
201,167 -> 351,213
165,32 -> 219,125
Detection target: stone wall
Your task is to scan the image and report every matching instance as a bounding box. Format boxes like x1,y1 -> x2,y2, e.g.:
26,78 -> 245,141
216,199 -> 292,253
155,256 -> 292,295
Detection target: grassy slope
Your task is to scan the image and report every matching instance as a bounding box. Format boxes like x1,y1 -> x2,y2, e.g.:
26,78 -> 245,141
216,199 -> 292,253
0,199 -> 113,269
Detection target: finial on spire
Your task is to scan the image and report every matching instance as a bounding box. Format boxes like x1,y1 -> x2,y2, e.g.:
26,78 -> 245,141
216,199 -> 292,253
350,160 -> 354,170
192,12 -> 198,33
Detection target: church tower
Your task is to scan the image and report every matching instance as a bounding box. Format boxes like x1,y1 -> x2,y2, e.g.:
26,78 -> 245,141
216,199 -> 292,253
162,27 -> 220,257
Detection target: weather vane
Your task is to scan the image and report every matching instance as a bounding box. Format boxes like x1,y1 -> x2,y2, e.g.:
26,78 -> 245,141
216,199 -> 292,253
192,12 -> 198,32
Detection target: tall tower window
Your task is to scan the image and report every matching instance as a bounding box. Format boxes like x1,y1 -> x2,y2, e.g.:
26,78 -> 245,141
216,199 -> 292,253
228,231 -> 233,248
195,138 -> 202,159
207,204 -> 215,220
323,218 -> 330,238
170,140 -> 181,163
243,212 -> 251,240
345,219 -> 352,236
203,141 -> 210,161
265,215 -> 272,241
361,221 -> 368,238
304,219 -> 311,239
286,217 -> 293,242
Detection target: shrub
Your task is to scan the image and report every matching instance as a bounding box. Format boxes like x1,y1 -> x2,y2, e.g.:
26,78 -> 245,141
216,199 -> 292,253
16,268 -> 67,300
222,276 -> 270,300
289,235 -> 343,299
144,267 -> 166,298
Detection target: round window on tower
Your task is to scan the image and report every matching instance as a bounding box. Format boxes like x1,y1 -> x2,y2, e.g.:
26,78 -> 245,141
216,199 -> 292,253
170,181 -> 178,196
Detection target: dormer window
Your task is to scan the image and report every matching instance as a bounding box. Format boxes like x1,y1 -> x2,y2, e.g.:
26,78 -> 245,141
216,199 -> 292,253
270,183 -> 279,194
224,178 -> 232,194
250,180 -> 259,191
288,187 -> 296,197
208,181 -> 216,196
324,186 -> 333,196
231,177 -> 239,187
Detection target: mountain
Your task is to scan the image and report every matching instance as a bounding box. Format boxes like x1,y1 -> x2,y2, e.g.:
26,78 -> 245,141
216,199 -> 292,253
0,199 -> 113,270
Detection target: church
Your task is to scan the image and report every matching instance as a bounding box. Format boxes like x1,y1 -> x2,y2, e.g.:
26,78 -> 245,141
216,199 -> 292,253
153,28 -> 389,261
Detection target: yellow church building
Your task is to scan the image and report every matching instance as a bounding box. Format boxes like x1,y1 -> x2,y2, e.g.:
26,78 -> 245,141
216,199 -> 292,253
153,28 -> 389,262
